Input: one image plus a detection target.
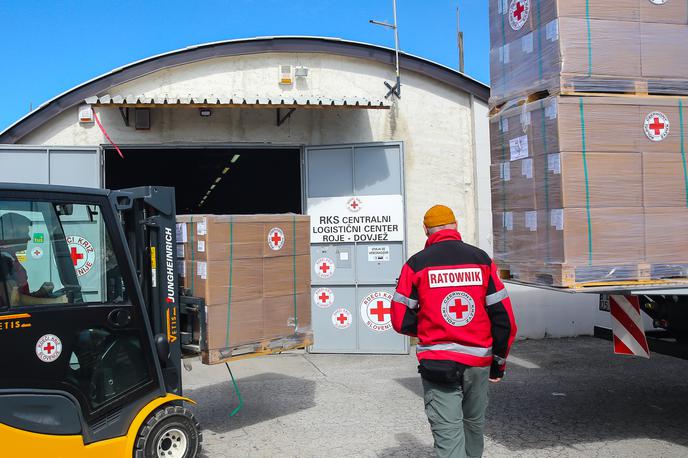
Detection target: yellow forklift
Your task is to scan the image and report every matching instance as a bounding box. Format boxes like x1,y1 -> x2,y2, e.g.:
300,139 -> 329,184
0,183 -> 202,457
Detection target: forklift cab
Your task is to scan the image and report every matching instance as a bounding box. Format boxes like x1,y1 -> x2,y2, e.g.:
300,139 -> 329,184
0,183 -> 201,458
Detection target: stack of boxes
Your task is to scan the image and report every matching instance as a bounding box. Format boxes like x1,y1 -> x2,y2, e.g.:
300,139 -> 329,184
490,0 -> 688,286
176,214 -> 311,363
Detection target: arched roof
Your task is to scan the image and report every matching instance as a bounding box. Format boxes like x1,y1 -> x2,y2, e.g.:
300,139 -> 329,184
0,36 -> 489,144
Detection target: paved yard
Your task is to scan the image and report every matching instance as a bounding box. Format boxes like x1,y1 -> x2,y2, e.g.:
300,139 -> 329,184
183,337 -> 688,457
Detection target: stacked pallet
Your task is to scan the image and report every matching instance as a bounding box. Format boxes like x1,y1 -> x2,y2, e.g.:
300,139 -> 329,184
489,0 -> 688,287
176,214 -> 311,363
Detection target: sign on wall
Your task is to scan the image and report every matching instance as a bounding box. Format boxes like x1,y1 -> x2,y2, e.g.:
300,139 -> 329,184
307,194 -> 404,244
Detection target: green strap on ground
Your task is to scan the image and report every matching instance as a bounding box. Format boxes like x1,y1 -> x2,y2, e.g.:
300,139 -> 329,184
225,216 -> 234,348
578,98 -> 593,266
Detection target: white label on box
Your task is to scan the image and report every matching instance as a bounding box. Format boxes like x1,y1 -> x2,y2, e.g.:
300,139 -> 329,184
177,261 -> 186,278
548,153 -> 561,174
522,158 -> 533,179
368,246 -> 390,262
339,251 -> 349,261
521,110 -> 531,128
500,117 -> 509,133
550,209 -> 564,231
522,33 -> 534,54
509,135 -> 529,161
196,220 -> 207,236
504,212 -> 514,231
197,261 -> 207,280
197,240 -> 205,252
176,244 -> 185,258
501,162 -> 511,181
525,211 -> 538,232
545,98 -> 558,120
546,19 -> 559,42
176,223 -> 187,243
499,43 -> 511,64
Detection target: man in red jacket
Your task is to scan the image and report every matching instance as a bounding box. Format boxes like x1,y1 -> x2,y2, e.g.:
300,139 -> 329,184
391,205 -> 517,458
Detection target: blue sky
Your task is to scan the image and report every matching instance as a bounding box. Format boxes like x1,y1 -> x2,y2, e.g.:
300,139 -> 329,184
0,0 -> 488,133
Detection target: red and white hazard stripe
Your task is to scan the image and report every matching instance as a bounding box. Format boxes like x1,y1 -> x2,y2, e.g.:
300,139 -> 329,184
610,295 -> 650,359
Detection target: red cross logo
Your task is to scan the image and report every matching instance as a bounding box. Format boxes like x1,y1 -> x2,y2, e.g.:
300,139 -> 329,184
513,1 -> 525,20
33,249 -> 41,256
449,299 -> 470,320
649,117 -> 665,136
336,313 -> 348,325
43,342 -> 55,354
319,292 -> 330,303
350,200 -> 359,210
370,300 -> 391,322
319,263 -> 330,274
347,197 -> 362,212
271,231 -> 282,246
70,246 -> 84,266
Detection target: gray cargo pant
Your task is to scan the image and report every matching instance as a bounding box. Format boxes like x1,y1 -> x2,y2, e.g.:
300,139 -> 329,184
421,366 -> 490,458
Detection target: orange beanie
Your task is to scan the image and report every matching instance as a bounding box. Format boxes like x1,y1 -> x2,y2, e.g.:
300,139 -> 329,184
423,205 -> 456,228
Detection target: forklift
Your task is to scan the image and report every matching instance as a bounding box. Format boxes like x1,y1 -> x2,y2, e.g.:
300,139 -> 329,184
0,183 -> 203,457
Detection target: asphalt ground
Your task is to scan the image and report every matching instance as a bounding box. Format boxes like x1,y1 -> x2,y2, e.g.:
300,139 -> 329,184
183,337 -> 688,457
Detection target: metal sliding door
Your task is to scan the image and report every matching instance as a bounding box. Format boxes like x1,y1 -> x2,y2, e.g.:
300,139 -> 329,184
306,142 -> 408,354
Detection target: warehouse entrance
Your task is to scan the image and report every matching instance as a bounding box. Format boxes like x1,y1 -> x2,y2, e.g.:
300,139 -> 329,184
104,147 -> 302,215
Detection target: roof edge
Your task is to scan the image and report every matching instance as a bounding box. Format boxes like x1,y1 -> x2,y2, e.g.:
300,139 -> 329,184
0,36 -> 489,144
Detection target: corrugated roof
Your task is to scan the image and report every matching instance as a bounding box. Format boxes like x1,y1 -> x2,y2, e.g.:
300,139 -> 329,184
84,94 -> 389,109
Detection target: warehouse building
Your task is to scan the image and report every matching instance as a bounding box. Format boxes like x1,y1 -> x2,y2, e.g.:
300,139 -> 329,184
0,36 -> 499,353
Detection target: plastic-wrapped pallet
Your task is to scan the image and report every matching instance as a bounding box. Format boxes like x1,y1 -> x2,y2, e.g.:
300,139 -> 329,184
490,94 -> 688,287
489,0 -> 688,108
176,214 -> 312,364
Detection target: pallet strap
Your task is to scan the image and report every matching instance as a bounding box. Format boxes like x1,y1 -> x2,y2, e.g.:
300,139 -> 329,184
535,0 -> 543,81
578,97 -> 593,266
584,0 -> 592,77
292,215 -> 298,334
680,99 -> 688,207
190,216 -> 195,295
499,118 -> 508,255
224,363 -> 244,417
539,100 -> 551,261
225,216 -> 234,348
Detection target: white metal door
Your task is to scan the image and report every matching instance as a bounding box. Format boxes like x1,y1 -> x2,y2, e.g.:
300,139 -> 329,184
0,145 -> 101,188
305,142 -> 408,354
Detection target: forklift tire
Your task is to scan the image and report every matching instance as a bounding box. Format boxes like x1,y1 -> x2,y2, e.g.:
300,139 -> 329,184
134,405 -> 202,458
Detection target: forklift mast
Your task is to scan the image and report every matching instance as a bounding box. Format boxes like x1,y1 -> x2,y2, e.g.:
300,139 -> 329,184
114,186 -> 182,394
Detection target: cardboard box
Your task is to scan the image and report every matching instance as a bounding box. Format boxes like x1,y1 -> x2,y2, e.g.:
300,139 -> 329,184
491,95 -> 688,163
177,213 -> 312,363
643,153 -> 688,207
544,207 -> 644,265
535,152 -> 643,209
177,214 -> 310,261
644,207 -> 688,264
490,158 -> 537,210
489,0 -> 688,106
183,259 -> 263,305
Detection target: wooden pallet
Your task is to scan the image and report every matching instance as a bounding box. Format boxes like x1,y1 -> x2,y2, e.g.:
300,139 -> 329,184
201,333 -> 313,365
559,75 -> 688,98
500,263 -> 688,289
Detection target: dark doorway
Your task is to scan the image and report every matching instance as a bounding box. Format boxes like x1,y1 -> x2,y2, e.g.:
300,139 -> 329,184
105,147 -> 302,215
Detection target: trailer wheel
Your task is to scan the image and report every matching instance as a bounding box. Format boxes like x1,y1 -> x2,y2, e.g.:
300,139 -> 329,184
134,405 -> 202,458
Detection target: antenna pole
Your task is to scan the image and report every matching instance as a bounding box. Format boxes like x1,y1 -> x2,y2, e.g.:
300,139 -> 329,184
457,6 -> 465,73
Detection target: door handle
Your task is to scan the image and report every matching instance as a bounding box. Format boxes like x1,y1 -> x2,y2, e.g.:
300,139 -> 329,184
107,308 -> 132,327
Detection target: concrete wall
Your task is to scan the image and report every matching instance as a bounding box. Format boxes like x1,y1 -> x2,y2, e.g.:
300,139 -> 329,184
19,52 -> 479,256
